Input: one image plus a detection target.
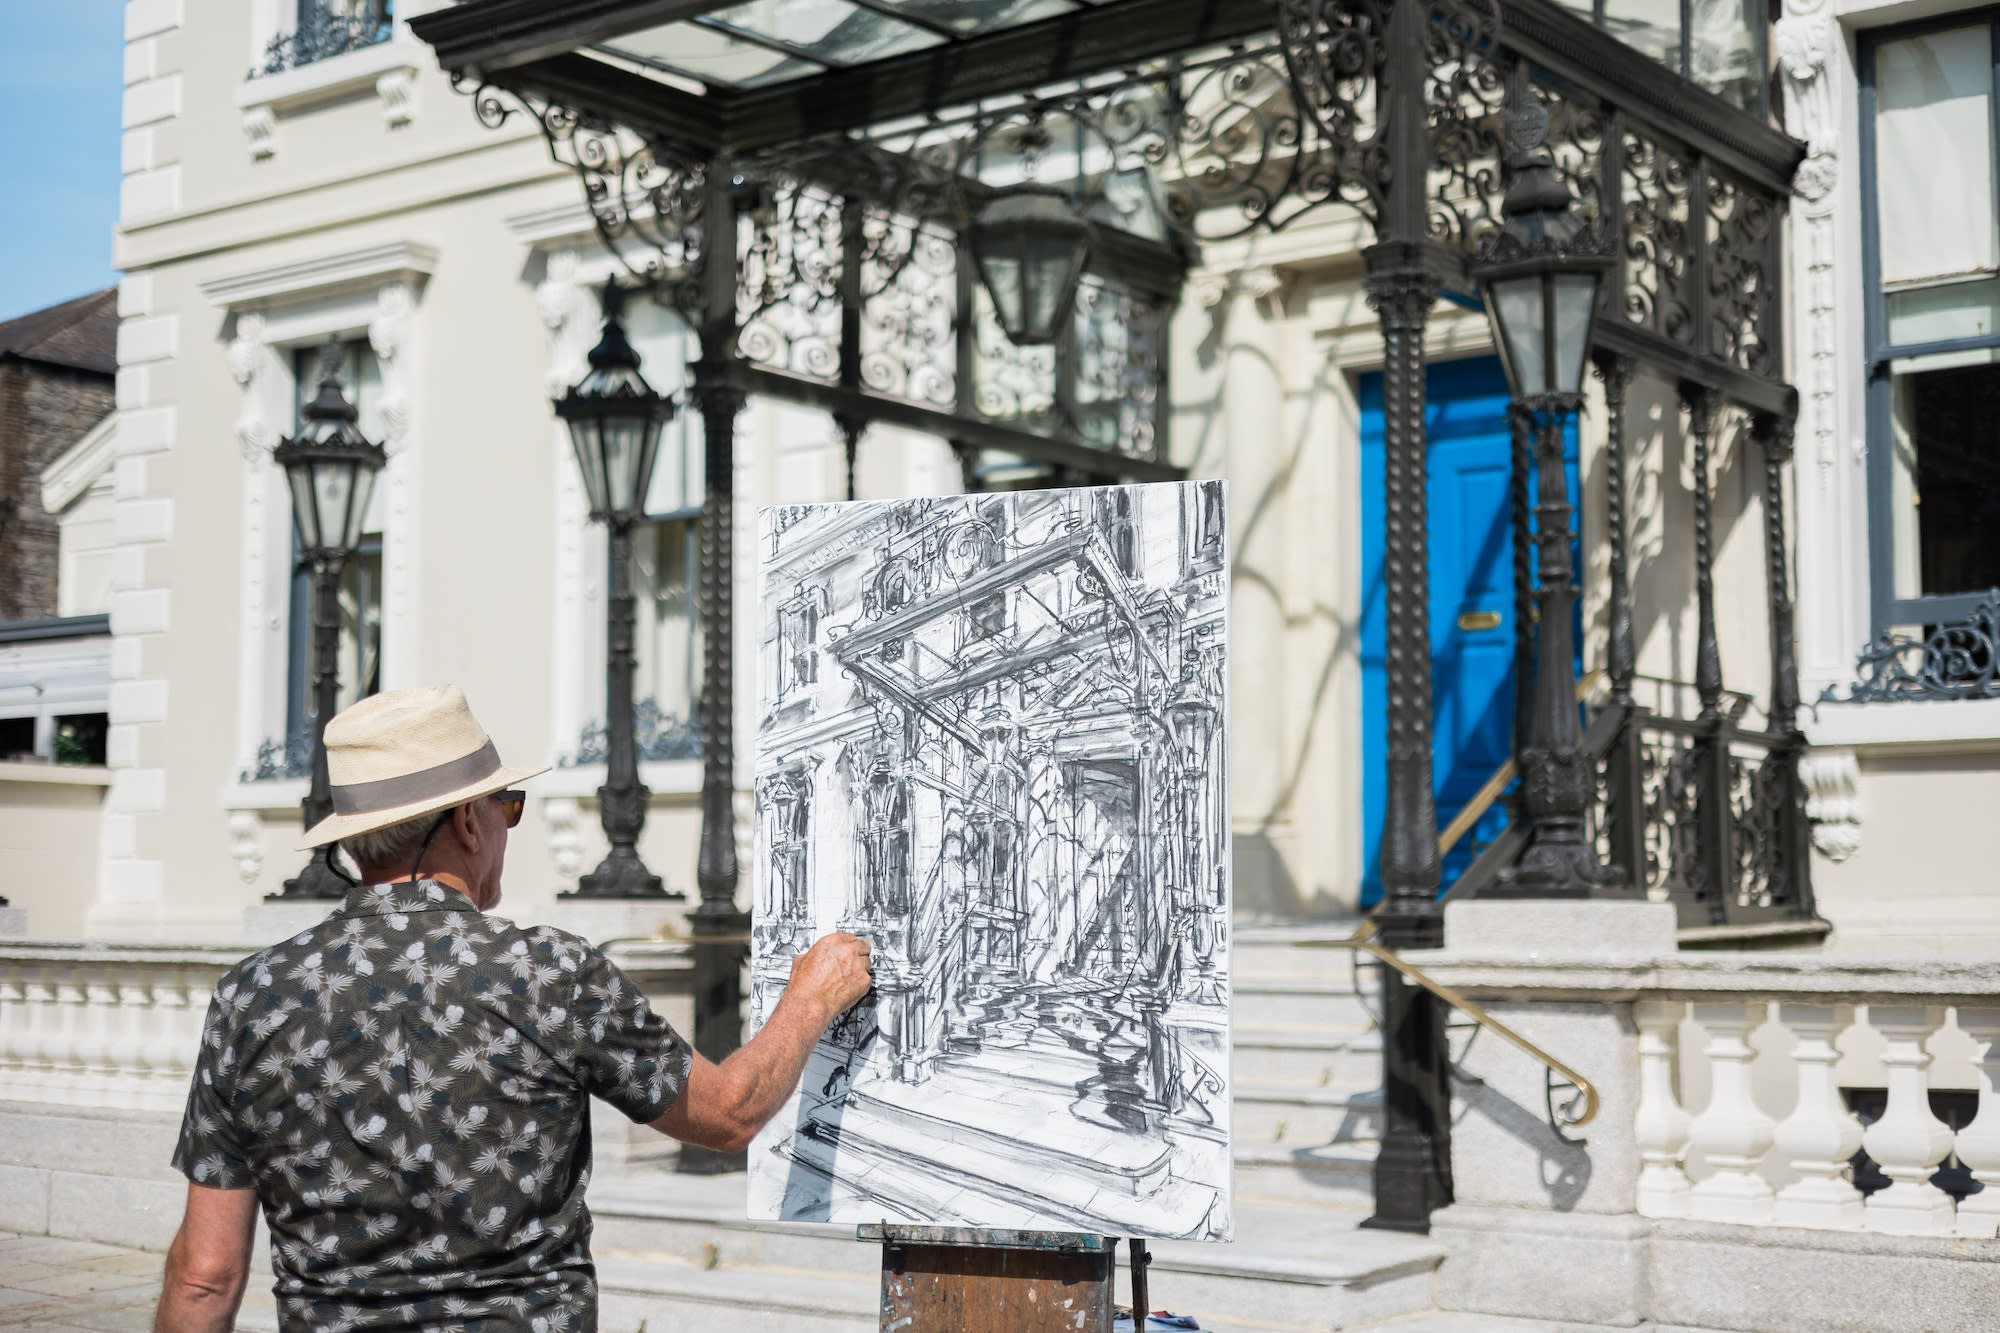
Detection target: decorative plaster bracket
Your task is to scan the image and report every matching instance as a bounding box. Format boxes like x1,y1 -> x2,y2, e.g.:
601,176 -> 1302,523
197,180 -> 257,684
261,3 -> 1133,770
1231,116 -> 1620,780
1800,746 -> 1862,862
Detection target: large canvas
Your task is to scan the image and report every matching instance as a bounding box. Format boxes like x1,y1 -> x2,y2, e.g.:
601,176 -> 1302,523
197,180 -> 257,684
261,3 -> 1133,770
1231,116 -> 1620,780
746,481 -> 1231,1241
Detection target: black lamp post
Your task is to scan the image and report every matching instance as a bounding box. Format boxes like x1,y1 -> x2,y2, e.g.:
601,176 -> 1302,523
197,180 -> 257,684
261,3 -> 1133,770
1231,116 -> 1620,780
272,339 -> 387,898
966,185 -> 1092,347
1473,77 -> 1622,898
555,279 -> 680,899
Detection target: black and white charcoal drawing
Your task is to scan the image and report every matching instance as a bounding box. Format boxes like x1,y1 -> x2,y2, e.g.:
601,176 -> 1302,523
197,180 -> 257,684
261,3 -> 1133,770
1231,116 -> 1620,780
746,480 -> 1230,1241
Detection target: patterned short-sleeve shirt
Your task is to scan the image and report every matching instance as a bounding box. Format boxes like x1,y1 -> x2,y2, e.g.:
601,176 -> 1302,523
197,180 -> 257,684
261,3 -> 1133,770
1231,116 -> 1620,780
173,880 -> 692,1332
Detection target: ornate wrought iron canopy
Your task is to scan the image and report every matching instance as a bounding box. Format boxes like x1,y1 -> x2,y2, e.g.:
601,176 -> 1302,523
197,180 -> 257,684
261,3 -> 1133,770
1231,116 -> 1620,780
413,0 -> 1806,478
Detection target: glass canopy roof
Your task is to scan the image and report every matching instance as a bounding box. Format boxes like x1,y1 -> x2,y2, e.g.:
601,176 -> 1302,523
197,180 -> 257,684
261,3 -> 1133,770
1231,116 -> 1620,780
595,0 -> 1111,91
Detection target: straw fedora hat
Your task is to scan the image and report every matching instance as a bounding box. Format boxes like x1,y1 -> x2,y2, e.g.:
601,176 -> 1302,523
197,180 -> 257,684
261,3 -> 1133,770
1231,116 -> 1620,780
298,685 -> 547,849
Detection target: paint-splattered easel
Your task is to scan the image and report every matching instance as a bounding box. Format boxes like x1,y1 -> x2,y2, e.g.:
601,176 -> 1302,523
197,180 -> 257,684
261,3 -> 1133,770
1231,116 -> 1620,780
859,1225 -> 1153,1332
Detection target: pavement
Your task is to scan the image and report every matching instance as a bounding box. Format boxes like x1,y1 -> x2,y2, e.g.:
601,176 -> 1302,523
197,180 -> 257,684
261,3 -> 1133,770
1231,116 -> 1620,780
0,1231 -> 290,1332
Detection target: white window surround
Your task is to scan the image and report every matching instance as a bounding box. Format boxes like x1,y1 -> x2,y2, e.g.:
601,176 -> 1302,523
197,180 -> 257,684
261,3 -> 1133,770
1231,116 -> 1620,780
198,243 -> 432,816
525,237 -> 707,797
239,3 -> 423,159
1806,697 -> 2000,750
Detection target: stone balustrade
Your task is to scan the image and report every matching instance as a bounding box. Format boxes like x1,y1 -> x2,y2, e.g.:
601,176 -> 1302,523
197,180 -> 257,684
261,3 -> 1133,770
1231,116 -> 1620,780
0,943 -> 230,1115
1638,995 -> 2000,1239
0,937 -> 697,1160
1403,901 -> 2000,1331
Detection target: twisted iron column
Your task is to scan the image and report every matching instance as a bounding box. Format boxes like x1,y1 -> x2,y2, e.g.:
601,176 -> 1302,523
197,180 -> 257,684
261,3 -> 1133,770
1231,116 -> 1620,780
1685,387 -> 1725,723
1492,401 -> 1622,897
1360,246 -> 1453,1234
277,558 -> 349,898
1596,354 -> 1638,708
1510,403 -> 1535,742
1683,386 -> 1733,924
684,368 -> 749,1174
1595,353 -> 1648,890
835,412 -> 865,502
570,515 -> 667,897
1756,412 -> 1802,734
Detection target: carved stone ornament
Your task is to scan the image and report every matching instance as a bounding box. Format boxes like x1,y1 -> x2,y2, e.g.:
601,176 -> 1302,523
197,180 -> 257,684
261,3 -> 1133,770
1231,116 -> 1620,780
229,312 -> 272,462
1799,746 -> 1861,862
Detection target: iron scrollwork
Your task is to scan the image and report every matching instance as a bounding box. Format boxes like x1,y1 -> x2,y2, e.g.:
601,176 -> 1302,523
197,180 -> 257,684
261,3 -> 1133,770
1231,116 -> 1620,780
1826,592 -> 2000,703
461,78 -> 710,322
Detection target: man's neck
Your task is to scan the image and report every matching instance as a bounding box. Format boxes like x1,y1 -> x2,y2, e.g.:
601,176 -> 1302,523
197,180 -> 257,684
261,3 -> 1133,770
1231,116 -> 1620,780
371,870 -> 482,909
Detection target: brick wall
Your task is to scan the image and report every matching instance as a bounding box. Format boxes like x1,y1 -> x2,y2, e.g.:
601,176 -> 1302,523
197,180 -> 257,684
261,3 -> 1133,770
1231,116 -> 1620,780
0,360 -> 115,621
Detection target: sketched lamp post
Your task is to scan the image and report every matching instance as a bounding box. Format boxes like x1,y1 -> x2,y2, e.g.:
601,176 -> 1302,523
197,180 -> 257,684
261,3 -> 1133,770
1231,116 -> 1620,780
1472,79 -> 1623,899
272,341 -> 387,898
1165,654 -> 1221,997
554,280 -> 679,900
965,185 -> 1092,347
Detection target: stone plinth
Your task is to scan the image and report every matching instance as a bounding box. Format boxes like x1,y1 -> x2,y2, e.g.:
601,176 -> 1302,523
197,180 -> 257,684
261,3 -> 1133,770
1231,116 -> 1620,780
241,900 -> 341,945
1441,897 -> 1678,961
0,907 -> 26,936
543,897 -> 688,949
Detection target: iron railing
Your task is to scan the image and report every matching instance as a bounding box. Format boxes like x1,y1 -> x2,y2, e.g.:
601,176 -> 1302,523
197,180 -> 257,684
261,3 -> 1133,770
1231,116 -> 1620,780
255,2 -> 394,78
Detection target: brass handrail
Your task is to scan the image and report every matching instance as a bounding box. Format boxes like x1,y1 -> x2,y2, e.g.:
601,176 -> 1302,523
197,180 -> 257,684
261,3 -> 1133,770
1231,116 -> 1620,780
1434,669 -> 1605,860
1300,918 -> 1599,1131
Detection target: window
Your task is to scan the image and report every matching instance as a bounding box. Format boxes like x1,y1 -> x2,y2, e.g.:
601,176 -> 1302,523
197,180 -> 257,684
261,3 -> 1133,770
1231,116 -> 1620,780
628,298 -> 703,751
1567,0 -> 1765,112
285,340 -> 385,748
1861,17 -> 2000,638
258,1 -> 395,77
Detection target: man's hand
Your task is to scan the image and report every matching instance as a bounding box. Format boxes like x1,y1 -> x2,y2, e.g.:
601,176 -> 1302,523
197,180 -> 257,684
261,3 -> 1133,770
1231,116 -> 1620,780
786,931 -> 873,1024
651,932 -> 873,1153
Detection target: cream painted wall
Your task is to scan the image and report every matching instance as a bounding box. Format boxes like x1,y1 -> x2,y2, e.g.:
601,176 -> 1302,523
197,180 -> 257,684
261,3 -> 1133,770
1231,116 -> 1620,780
0,769 -> 109,938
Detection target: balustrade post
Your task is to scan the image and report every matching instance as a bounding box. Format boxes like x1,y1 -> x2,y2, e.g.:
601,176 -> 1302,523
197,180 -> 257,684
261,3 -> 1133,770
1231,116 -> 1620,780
0,976 -> 24,1086
22,976 -> 56,1103
79,974 -> 120,1106
1862,1004 -> 1956,1236
1686,1000 -> 1776,1223
51,973 -> 86,1106
1771,1002 -> 1865,1230
114,980 -> 153,1111
1952,1006 -> 2000,1239
1634,999 -> 1692,1218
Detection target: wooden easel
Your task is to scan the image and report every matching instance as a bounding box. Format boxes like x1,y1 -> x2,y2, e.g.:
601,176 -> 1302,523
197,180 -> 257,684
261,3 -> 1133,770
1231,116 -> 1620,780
860,1225 -> 1154,1332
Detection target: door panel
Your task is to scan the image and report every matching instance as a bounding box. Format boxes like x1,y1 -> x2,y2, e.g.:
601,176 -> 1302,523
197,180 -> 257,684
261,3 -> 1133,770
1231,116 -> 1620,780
1358,357 -> 1578,905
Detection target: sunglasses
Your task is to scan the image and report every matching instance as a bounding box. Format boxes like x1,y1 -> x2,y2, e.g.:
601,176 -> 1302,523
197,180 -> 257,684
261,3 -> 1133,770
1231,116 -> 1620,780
490,789 -> 527,829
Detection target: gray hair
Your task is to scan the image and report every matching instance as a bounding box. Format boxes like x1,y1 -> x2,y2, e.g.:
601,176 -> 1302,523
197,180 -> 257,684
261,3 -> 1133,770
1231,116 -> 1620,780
340,809 -> 448,878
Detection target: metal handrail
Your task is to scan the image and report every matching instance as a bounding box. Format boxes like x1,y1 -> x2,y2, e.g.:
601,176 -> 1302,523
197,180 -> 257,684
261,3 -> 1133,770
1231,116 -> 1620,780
1434,669 -> 1604,861
1300,917 -> 1600,1133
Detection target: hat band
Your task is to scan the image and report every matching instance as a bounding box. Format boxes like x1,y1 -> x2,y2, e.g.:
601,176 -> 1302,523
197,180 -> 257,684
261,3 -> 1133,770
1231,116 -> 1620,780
329,740 -> 502,816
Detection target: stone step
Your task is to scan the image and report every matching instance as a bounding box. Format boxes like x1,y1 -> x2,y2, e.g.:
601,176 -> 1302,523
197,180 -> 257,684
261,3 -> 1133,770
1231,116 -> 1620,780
1234,1083 -> 1382,1146
1229,924 -> 1374,988
1233,1141 -> 1380,1210
1351,1314 -> 1653,1332
1231,977 -> 1377,1032
1231,1025 -> 1381,1087
585,1172 -> 1439,1333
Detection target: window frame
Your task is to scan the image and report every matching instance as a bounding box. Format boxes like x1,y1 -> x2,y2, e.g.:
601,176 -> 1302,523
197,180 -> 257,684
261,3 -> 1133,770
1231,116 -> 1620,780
1577,0 -> 1771,118
1858,10 -> 2000,632
282,337 -> 387,742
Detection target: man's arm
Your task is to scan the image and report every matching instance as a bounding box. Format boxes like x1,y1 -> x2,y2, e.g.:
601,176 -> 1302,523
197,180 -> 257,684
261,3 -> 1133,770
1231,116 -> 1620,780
154,1182 -> 257,1333
652,931 -> 871,1152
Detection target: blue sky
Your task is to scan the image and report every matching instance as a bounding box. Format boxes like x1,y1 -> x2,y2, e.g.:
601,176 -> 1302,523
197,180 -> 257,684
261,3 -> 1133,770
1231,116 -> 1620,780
0,4 -> 124,322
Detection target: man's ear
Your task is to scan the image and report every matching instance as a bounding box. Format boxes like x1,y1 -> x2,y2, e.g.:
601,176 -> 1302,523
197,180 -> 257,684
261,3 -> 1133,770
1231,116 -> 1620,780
452,799 -> 483,856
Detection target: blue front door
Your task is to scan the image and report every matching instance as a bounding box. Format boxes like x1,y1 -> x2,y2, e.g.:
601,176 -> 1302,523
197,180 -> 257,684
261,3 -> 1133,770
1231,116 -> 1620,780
1358,356 -> 1578,905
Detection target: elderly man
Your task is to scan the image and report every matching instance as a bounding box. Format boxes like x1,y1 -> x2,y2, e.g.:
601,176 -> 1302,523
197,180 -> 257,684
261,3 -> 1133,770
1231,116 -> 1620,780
154,686 -> 870,1332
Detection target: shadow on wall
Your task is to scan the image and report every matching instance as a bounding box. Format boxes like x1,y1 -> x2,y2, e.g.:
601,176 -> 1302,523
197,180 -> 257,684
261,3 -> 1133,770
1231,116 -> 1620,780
1234,832 -> 1346,920
1455,1059 -> 1594,1211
